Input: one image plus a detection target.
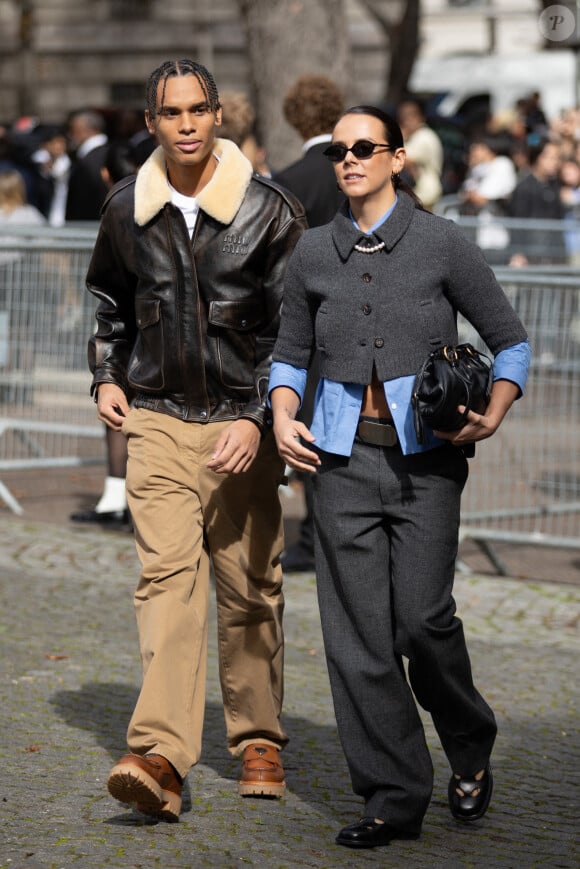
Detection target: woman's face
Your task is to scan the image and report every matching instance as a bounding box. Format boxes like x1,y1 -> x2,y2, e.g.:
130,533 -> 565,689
331,113 -> 405,203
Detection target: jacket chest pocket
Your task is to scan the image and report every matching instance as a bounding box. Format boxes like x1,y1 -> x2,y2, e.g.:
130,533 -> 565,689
208,299 -> 264,390
129,298 -> 165,391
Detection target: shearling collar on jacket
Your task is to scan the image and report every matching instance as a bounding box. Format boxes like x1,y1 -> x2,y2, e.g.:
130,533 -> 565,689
134,137 -> 254,227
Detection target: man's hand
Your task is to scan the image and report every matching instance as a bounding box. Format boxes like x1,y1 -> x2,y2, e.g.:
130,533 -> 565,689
96,383 -> 130,431
207,418 -> 262,474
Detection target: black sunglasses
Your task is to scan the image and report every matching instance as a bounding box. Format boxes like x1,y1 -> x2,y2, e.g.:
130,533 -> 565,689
323,139 -> 393,163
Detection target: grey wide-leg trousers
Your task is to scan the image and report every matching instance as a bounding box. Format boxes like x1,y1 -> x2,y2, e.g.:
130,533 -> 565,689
312,439 -> 497,832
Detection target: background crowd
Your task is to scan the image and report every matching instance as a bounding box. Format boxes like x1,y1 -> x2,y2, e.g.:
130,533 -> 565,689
0,80 -> 577,551
3,87 -> 580,241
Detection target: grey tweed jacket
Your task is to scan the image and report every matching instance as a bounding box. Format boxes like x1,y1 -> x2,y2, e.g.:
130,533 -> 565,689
273,192 -> 527,384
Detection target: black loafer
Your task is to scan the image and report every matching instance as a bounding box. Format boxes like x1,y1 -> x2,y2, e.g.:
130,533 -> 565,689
335,817 -> 420,849
70,508 -> 129,526
448,763 -> 493,821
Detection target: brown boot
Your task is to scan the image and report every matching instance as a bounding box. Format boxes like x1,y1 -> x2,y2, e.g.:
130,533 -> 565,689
107,753 -> 182,821
238,743 -> 285,797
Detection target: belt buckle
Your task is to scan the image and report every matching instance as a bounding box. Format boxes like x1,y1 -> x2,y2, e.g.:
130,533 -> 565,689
357,419 -> 398,447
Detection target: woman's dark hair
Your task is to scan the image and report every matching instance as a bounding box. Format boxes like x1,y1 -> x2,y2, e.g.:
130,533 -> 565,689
339,105 -> 425,209
146,59 -> 221,120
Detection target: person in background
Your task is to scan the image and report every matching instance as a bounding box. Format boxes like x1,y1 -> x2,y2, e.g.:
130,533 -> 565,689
508,139 -> 566,266
520,91 -> 548,139
559,156 -> 580,266
269,105 -> 530,849
69,137 -> 155,529
275,75 -> 345,227
397,97 -> 444,212
32,126 -> 71,228
459,135 -> 518,263
0,169 -> 46,227
459,135 -> 517,216
219,90 -> 270,176
0,170 -> 46,394
65,109 -> 109,222
273,74 -> 345,573
86,59 -> 305,820
0,119 -> 49,214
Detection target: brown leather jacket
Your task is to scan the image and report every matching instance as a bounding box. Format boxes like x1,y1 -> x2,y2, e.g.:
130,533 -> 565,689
87,139 -> 306,431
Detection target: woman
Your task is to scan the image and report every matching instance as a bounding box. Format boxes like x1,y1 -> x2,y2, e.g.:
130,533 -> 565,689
269,106 -> 530,849
0,169 -> 46,227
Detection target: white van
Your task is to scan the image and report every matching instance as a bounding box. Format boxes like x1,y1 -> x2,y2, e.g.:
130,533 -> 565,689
409,51 -> 577,121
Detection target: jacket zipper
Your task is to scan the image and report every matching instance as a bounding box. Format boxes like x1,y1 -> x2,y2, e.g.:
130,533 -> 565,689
165,206 -> 209,419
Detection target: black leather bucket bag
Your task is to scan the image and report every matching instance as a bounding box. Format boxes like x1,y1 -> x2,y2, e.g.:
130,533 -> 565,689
412,343 -> 492,444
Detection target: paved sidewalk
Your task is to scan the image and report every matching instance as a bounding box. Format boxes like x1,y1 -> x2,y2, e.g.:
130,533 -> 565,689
0,515 -> 578,869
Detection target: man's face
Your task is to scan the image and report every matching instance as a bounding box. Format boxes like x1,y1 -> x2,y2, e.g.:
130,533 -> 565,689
536,143 -> 561,181
468,143 -> 493,167
145,74 -> 222,173
68,117 -> 91,150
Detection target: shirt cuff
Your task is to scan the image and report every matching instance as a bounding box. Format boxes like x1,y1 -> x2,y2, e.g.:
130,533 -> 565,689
493,340 -> 531,397
268,361 -> 308,407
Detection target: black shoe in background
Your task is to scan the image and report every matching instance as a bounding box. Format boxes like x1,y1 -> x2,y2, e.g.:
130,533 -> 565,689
280,542 -> 315,573
69,508 -> 129,528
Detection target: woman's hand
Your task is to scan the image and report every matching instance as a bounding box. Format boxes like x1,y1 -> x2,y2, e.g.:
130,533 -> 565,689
273,416 -> 321,473
434,379 -> 521,445
270,385 -> 321,473
434,407 -> 496,445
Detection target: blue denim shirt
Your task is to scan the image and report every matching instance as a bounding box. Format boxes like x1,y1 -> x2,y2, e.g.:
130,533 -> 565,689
269,342 -> 530,457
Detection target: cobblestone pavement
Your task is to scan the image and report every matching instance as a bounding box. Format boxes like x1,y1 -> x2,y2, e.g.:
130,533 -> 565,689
0,513 -> 578,869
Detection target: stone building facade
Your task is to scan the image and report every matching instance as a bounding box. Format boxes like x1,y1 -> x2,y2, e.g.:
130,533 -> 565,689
0,1 -> 544,126
0,0 -> 388,125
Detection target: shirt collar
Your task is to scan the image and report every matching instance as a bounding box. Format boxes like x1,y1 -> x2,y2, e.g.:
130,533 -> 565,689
302,132 -> 333,153
76,133 -> 107,159
331,192 -> 416,260
349,197 -> 398,235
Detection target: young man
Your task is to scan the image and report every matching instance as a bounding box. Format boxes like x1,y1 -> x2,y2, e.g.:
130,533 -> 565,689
86,59 -> 306,821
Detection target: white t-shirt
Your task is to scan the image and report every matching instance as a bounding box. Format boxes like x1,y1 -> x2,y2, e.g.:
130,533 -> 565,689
167,153 -> 219,237
466,156 -> 517,201
169,183 -> 199,238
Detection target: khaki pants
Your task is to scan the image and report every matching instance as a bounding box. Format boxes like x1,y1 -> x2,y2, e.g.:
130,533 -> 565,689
122,409 -> 287,779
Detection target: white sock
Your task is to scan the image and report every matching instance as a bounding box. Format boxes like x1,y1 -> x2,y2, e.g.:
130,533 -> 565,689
95,476 -> 127,513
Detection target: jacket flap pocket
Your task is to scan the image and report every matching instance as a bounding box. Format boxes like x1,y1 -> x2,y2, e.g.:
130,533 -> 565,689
208,299 -> 264,331
136,298 -> 161,329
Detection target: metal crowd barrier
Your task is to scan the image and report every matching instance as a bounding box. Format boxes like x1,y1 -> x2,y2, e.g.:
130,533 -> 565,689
0,225 -> 103,514
0,225 -> 578,570
435,196 -> 580,268
458,269 -> 580,569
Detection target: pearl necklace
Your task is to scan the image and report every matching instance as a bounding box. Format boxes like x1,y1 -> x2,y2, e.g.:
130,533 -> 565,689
354,239 -> 385,254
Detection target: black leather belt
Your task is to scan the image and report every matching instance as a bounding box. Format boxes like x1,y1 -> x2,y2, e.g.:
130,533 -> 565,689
357,417 -> 398,447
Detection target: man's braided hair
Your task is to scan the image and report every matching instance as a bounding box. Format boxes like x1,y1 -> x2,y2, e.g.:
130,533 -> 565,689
146,59 -> 221,120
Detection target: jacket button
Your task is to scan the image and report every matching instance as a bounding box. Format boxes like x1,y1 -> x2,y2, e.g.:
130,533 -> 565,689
362,273 -> 372,283
241,319 -> 247,327
374,337 -> 384,348
362,304 -> 371,315
200,410 -> 207,418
